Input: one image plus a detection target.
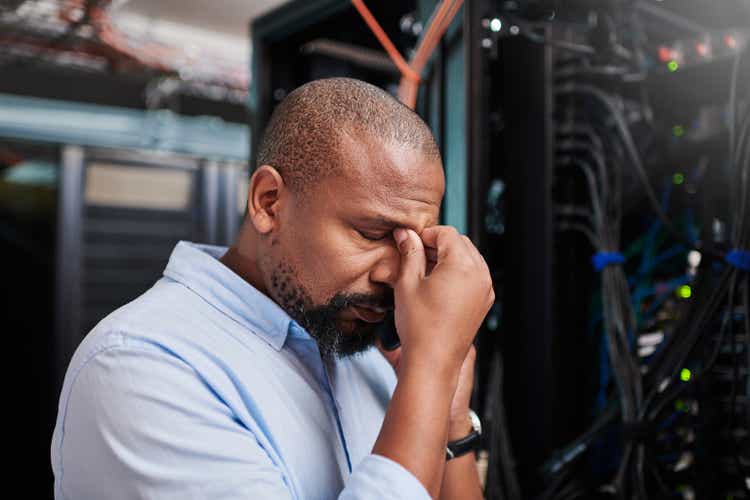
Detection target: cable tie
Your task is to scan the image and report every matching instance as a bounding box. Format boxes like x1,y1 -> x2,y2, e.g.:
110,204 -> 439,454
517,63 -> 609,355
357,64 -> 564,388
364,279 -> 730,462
725,249 -> 750,271
592,251 -> 625,272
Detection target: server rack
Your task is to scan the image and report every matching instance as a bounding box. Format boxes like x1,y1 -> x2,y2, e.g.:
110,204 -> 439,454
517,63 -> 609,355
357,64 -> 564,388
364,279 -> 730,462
2,123 -> 247,500
53,146 -> 247,391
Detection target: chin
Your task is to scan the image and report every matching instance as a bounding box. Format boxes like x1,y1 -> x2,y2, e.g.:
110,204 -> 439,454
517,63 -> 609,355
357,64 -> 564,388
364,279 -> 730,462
334,319 -> 380,355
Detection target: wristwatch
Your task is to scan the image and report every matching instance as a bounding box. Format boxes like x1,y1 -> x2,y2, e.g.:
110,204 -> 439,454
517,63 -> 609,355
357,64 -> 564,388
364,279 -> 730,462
445,409 -> 482,461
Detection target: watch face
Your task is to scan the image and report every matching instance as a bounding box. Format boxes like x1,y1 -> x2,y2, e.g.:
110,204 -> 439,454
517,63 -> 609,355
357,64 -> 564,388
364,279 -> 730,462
468,409 -> 482,435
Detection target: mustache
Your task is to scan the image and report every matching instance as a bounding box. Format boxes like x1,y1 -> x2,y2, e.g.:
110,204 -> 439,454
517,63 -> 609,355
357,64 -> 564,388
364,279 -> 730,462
328,292 -> 394,311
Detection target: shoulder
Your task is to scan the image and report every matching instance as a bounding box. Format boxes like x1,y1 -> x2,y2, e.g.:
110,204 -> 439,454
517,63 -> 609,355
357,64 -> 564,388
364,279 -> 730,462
67,276 -> 266,378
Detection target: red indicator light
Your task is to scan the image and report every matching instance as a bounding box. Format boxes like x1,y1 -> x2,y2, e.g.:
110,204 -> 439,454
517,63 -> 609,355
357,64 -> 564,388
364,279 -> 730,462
695,42 -> 708,56
725,35 -> 737,49
658,46 -> 672,62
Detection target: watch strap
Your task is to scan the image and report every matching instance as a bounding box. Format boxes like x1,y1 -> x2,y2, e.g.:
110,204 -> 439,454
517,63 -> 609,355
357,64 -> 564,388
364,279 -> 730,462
445,430 -> 481,460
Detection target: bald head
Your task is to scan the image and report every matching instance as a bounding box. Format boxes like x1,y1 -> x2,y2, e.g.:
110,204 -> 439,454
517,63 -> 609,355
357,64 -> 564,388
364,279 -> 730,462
256,77 -> 441,194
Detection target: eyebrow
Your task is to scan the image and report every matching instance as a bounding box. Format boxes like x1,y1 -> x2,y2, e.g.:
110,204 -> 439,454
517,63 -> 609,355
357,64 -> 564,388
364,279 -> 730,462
352,214 -> 428,232
353,215 -> 404,228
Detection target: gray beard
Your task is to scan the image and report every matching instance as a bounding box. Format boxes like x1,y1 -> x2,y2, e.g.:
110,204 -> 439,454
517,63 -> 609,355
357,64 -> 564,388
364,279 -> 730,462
269,263 -> 384,360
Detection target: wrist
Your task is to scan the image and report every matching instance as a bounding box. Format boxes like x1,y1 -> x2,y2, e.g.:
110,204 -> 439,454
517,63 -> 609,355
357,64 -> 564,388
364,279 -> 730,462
445,409 -> 482,461
448,414 -> 474,441
400,346 -> 463,382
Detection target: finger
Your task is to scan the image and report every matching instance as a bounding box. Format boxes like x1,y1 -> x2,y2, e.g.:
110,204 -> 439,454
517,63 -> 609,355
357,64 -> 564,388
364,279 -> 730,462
456,236 -> 493,305
420,225 -> 463,262
393,228 -> 427,285
461,235 -> 482,265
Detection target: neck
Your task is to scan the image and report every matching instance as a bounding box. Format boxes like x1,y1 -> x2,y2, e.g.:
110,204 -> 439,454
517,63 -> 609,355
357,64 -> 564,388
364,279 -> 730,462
219,223 -> 269,296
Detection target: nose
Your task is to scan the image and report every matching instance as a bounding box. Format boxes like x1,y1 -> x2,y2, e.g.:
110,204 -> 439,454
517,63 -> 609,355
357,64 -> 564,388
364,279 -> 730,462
369,243 -> 401,287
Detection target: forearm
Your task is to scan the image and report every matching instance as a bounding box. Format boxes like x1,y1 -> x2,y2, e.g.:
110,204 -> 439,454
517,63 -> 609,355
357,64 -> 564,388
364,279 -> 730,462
372,352 -> 460,499
439,452 -> 483,500
438,416 -> 483,500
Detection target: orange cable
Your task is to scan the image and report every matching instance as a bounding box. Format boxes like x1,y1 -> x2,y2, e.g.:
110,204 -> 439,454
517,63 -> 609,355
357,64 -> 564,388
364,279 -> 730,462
410,0 -> 454,72
351,0 -> 420,83
398,0 -> 463,108
397,0 -> 454,106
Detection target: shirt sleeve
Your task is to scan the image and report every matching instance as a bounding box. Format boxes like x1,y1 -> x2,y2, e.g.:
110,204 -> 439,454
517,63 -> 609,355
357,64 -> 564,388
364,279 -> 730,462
54,341 -> 431,500
55,342 -> 294,500
339,454 -> 432,500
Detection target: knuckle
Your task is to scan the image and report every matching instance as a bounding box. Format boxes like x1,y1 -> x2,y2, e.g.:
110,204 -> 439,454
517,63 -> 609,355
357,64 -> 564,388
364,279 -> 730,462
458,259 -> 473,273
445,226 -> 460,240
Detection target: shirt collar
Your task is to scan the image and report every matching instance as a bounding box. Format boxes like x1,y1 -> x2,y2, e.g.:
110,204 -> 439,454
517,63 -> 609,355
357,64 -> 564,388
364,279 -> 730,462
163,240 -> 303,350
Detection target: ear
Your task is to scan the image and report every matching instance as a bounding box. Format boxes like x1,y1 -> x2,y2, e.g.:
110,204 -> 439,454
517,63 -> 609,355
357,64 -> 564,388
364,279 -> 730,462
247,165 -> 286,235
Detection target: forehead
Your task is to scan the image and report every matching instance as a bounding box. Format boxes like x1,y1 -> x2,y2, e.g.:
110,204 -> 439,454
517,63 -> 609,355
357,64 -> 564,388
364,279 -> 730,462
328,131 -> 445,229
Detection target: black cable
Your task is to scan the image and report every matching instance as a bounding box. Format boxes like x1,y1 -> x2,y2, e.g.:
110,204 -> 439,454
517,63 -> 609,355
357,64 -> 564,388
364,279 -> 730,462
726,273 -> 748,478
645,269 -> 734,421
543,7 -> 746,498
539,401 -> 620,481
554,69 -> 642,500
556,84 -> 691,253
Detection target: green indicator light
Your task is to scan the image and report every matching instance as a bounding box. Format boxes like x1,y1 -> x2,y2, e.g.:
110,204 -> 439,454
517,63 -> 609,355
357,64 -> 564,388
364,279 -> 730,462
673,173 -> 685,185
680,368 -> 692,382
675,400 -> 688,412
672,125 -> 685,137
678,285 -> 692,298
668,60 -> 679,72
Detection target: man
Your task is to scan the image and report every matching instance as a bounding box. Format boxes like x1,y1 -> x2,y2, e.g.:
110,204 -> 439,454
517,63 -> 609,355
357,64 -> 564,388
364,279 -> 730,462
51,78 -> 494,499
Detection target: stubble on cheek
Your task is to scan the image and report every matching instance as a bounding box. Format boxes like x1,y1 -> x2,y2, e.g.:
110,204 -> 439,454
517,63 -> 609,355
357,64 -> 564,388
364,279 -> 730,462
269,260 -> 311,321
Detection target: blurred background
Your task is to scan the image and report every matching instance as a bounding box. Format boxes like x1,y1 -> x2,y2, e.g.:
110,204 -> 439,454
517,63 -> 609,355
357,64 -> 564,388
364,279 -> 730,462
1,0 -> 749,498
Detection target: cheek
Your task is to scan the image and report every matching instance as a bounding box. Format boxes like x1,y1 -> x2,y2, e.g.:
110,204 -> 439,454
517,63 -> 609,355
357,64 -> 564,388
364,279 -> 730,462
287,219 -> 379,294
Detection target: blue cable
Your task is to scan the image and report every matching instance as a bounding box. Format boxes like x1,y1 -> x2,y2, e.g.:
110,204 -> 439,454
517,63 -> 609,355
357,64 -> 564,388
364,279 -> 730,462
726,250 -> 750,271
592,251 -> 625,271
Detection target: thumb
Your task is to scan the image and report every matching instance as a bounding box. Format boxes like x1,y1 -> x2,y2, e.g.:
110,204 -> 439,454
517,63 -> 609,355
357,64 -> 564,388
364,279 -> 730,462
393,228 -> 426,286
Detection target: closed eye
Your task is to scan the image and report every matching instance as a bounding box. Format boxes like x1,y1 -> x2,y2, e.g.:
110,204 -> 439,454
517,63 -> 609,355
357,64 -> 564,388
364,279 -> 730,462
357,229 -> 390,241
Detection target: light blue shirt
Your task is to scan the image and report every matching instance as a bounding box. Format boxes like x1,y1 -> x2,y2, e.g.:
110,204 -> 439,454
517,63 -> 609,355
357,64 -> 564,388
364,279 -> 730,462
51,241 -> 430,500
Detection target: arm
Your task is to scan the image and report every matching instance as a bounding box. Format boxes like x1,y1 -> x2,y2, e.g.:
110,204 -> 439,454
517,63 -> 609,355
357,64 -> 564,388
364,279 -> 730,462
372,349 -> 460,498
439,416 -> 483,500
55,339 -> 432,500
440,343 -> 483,500
371,227 -> 494,499
378,344 -> 484,500
440,452 -> 483,500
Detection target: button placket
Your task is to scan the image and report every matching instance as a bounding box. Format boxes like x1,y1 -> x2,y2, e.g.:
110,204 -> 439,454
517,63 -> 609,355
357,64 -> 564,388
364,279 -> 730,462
322,355 -> 353,475
288,333 -> 353,479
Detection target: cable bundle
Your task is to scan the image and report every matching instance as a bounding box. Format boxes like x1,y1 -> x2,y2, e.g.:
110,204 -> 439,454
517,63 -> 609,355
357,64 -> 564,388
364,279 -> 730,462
544,5 -> 749,499
554,83 -> 649,499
